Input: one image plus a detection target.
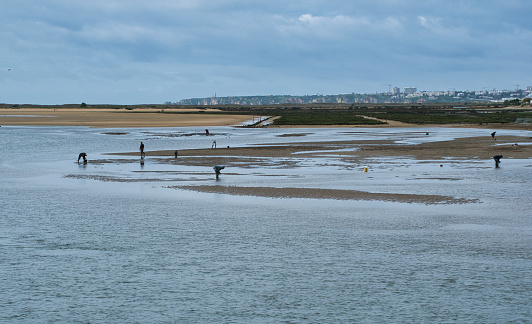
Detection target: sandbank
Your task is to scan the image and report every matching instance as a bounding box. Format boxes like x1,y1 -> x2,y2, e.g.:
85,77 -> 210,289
115,135 -> 532,161
0,108 -> 252,127
174,185 -> 477,204
101,135 -> 532,203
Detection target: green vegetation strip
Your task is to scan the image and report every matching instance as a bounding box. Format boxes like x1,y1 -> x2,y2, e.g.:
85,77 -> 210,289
161,105 -> 532,125
161,108 -> 532,125
273,111 -> 386,125
362,110 -> 532,124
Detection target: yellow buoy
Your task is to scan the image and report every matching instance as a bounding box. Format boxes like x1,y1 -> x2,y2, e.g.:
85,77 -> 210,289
364,166 -> 368,172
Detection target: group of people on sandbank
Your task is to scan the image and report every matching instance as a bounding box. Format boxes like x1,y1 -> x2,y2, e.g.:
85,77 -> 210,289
77,131 -> 506,172
78,139 -> 227,177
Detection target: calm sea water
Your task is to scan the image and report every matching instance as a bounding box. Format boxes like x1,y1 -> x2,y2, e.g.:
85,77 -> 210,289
1,126 -> 531,323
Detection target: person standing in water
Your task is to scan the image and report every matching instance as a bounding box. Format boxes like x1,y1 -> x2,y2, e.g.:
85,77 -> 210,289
491,132 -> 496,140
493,155 -> 503,168
213,165 -> 225,178
140,142 -> 145,158
77,152 -> 87,164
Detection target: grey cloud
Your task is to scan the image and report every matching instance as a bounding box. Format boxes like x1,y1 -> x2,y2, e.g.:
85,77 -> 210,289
1,0 -> 531,104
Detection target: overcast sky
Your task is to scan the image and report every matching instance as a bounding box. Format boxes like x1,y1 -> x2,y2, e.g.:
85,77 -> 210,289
1,0 -> 531,104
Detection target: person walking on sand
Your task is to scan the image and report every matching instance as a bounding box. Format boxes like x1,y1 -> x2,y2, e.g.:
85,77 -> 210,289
140,142 -> 145,158
493,155 -> 503,168
77,152 -> 87,164
491,131 -> 496,140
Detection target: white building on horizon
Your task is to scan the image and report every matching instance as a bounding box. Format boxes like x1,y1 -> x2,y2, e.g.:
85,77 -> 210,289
404,87 -> 417,95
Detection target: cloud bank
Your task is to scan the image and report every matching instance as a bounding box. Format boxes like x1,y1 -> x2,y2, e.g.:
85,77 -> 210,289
1,0 -> 531,104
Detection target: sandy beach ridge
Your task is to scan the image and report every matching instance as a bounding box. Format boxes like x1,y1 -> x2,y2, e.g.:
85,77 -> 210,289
0,108 -> 251,127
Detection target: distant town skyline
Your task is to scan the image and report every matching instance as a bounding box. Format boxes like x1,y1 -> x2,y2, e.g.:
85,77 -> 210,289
176,87 -> 532,106
1,1 -> 531,104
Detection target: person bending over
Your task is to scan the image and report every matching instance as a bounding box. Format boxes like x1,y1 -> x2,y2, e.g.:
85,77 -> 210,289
78,152 -> 87,163
493,154 -> 503,168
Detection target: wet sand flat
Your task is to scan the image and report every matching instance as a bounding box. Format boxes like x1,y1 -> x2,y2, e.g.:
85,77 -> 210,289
116,135 -> 532,161
4,111 -> 531,203
0,108 -> 252,127
104,134 -> 532,203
